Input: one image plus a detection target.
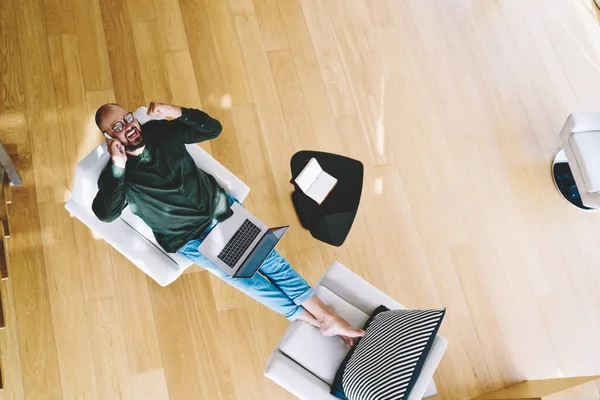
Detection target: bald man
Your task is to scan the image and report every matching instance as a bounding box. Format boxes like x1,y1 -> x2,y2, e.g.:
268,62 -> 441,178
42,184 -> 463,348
93,102 -> 364,344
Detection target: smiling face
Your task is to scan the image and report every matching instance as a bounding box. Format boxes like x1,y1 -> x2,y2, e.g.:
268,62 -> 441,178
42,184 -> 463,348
96,104 -> 145,152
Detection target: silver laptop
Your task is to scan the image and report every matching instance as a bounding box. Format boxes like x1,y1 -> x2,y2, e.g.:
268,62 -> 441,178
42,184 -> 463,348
198,202 -> 289,278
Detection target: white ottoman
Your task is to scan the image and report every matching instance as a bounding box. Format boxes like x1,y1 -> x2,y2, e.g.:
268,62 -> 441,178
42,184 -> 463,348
265,262 -> 448,400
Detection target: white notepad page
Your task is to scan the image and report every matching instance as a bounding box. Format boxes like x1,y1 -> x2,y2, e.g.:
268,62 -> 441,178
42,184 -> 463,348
294,158 -> 337,204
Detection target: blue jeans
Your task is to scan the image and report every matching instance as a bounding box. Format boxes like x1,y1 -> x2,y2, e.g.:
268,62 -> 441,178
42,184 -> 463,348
177,195 -> 316,320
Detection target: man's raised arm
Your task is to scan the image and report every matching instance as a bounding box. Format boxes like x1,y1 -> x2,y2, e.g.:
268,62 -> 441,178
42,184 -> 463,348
147,102 -> 222,144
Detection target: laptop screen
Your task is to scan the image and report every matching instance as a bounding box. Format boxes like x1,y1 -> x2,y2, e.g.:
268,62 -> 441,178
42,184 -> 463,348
234,227 -> 289,278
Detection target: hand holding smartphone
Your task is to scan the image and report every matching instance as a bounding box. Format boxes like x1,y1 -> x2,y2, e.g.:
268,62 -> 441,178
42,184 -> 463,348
106,138 -> 127,168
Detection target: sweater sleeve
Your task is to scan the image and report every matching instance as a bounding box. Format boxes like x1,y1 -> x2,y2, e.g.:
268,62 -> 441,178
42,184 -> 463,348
92,163 -> 127,222
172,107 -> 222,144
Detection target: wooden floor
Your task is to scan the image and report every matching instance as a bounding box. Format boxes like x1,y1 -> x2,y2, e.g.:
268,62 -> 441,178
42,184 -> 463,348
1,0 -> 600,398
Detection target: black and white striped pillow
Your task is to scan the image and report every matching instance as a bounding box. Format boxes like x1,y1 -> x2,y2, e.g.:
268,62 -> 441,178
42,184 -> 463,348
331,306 -> 446,400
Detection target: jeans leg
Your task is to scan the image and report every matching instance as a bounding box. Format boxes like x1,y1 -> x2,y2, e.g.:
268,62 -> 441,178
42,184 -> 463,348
178,239 -> 307,320
257,249 -> 316,306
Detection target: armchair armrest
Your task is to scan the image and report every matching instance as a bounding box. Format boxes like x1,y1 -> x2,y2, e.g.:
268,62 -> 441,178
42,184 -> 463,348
560,113 -> 600,144
316,261 -> 404,314
265,350 -> 337,400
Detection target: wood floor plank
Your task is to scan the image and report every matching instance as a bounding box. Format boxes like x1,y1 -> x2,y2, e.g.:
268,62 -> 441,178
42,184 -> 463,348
164,51 -> 212,154
204,0 -> 254,105
150,272 -> 235,400
518,2 -> 578,113
0,26 -> 30,156
541,0 -> 600,111
277,0 -> 344,154
497,2 -> 565,156
153,0 -> 188,52
111,252 -> 164,375
254,0 -> 289,51
361,162 -> 439,306
36,201 -> 98,399
131,369 -> 170,400
14,0 -> 71,204
0,0 -> 16,29
299,0 -> 356,118
450,243 -> 518,393
126,0 -> 156,23
218,307 -> 269,400
72,219 -> 118,303
178,0 -> 228,106
99,0 -> 145,110
131,20 -> 173,104
365,0 -> 392,27
268,50 -> 319,151
86,297 -> 133,399
47,33 -> 89,183
229,105 -> 287,226
163,51 -> 203,110
323,0 -> 395,166
85,89 -> 117,117
8,155 -> 62,399
72,0 -> 113,91
0,279 -> 25,399
42,0 -> 76,35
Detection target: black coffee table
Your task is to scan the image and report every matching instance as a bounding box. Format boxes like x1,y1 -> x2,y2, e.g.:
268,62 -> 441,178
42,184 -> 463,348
290,151 -> 364,246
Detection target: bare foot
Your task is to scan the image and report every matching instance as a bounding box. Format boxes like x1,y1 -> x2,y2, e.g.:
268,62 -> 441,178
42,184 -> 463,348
297,310 -> 321,328
319,311 -> 365,345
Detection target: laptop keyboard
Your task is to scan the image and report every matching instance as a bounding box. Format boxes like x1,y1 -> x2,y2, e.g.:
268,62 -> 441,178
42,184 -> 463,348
218,219 -> 261,268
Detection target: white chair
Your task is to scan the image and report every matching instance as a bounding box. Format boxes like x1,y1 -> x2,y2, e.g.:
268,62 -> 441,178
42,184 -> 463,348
265,261 -> 448,400
65,107 -> 250,287
553,112 -> 600,210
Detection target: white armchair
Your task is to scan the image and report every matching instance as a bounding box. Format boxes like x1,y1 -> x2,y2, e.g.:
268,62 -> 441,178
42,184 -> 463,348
265,261 -> 448,400
555,112 -> 600,209
65,107 -> 250,287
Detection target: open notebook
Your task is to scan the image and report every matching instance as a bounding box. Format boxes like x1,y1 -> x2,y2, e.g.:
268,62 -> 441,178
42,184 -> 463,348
294,158 -> 338,205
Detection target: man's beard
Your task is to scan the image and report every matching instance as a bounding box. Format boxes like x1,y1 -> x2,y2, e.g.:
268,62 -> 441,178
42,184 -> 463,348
124,139 -> 145,152
124,127 -> 144,152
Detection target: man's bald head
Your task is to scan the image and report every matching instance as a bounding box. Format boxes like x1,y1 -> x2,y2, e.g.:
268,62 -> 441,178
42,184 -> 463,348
95,103 -> 125,132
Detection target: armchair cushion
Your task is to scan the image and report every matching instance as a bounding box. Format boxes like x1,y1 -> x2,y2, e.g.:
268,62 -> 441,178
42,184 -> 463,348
569,130 -> 600,194
279,286 -> 369,385
331,306 -> 446,400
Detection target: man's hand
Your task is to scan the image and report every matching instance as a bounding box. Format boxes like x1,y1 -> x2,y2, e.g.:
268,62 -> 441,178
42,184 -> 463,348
107,139 -> 127,169
147,102 -> 183,119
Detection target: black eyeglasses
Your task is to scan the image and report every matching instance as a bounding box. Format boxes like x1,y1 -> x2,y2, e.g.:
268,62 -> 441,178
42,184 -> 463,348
104,112 -> 134,135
